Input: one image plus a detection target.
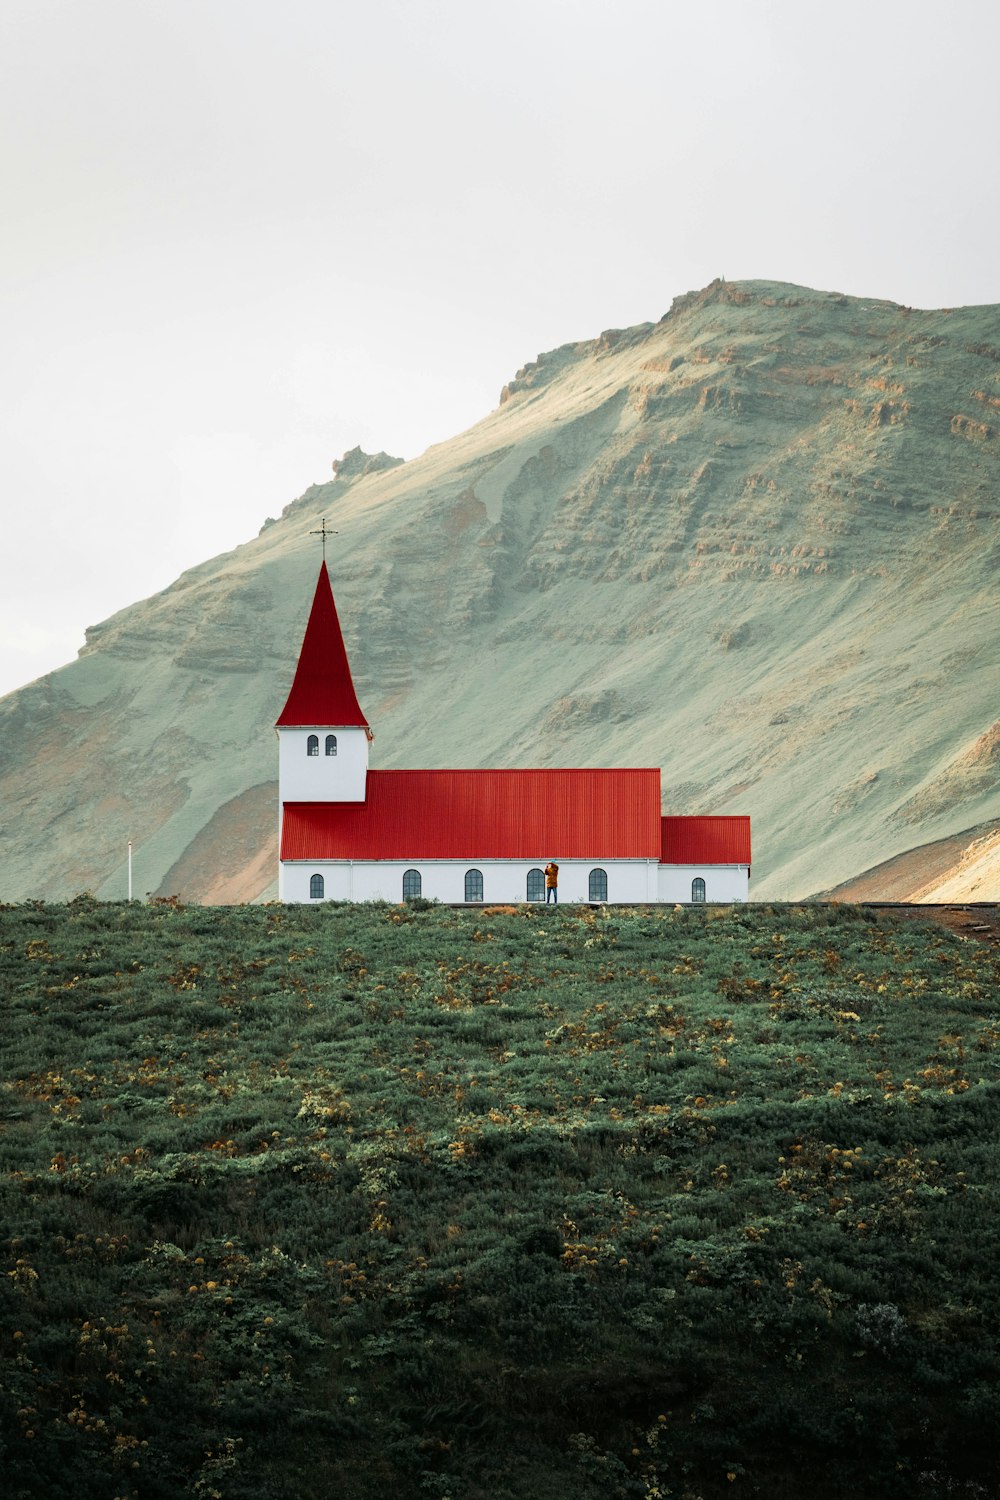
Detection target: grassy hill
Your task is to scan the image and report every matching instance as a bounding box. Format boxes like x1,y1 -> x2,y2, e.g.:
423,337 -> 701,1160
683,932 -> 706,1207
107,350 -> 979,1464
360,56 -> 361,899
1,278 -> 998,904
2,898 -> 1000,1498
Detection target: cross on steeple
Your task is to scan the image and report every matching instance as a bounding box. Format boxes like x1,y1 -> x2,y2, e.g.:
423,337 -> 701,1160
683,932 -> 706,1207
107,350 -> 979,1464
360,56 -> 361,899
309,517 -> 338,562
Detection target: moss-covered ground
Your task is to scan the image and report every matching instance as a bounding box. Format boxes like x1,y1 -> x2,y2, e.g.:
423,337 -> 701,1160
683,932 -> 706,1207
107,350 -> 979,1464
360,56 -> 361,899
2,897 -> 999,1498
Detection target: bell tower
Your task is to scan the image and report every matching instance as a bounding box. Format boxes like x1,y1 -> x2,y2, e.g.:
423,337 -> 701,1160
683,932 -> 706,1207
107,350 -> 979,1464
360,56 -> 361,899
276,562 -> 370,805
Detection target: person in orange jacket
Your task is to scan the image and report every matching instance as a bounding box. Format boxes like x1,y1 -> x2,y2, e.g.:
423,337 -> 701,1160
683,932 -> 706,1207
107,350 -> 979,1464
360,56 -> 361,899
544,861 -> 559,904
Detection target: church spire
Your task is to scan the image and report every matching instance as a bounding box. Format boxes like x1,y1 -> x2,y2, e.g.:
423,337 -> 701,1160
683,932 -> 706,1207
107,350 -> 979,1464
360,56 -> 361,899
276,563 -> 369,729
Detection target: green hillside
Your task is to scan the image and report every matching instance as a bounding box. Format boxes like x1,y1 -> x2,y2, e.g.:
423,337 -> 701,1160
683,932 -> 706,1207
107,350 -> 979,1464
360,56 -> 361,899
2,899 -> 999,1498
1,279 -> 998,903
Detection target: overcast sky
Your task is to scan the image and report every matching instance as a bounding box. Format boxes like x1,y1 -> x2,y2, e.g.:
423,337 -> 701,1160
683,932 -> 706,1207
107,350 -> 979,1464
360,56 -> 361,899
2,0 -> 998,699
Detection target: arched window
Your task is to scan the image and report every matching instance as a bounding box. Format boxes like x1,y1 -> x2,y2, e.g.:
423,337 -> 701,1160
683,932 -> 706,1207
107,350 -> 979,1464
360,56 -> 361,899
691,877 -> 706,903
309,873 -> 325,900
589,867 -> 608,902
465,868 -> 483,903
307,734 -> 319,756
402,868 -> 422,900
526,867 -> 545,902
325,734 -> 337,756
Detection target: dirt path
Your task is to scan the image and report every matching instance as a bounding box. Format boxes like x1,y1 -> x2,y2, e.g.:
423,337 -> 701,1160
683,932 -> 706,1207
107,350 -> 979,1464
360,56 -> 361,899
867,902 -> 1000,945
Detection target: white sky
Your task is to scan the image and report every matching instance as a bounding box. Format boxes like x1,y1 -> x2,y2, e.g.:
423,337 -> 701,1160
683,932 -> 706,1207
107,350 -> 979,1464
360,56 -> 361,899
2,0 -> 998,700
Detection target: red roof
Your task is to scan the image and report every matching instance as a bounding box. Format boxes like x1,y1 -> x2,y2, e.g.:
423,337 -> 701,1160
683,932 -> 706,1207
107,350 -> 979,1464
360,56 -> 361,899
276,564 -> 368,728
281,768 -> 662,860
660,815 -> 751,865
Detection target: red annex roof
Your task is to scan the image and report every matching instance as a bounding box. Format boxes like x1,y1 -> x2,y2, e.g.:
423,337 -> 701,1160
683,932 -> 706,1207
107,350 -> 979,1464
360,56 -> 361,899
660,815 -> 752,865
281,768 -> 663,861
276,563 -> 369,728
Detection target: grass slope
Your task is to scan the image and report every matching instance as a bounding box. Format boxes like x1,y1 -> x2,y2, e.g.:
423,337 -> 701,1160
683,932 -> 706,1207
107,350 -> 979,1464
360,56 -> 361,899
2,280 -> 999,903
2,899 -> 1000,1499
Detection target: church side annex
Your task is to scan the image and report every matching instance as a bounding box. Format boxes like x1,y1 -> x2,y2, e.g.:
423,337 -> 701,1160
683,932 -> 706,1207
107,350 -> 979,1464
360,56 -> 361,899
277,562 -> 751,905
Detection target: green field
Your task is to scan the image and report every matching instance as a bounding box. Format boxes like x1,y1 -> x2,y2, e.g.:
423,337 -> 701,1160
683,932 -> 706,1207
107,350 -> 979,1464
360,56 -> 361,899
2,898 -> 999,1499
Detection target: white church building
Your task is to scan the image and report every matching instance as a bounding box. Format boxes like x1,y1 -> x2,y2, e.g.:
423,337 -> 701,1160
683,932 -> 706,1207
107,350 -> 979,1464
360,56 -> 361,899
277,564 -> 751,905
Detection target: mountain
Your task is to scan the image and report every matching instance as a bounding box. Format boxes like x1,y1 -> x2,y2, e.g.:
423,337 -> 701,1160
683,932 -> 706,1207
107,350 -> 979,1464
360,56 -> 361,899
1,278 -> 998,902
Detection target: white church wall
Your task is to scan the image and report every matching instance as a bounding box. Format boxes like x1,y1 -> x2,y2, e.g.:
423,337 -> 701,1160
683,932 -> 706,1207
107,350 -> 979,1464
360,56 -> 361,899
281,859 -> 660,905
657,865 -> 750,903
277,727 -> 368,803
279,861 -> 352,903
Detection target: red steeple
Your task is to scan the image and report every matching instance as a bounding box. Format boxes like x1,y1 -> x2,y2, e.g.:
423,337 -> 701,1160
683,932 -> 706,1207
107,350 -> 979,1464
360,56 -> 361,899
276,563 -> 369,728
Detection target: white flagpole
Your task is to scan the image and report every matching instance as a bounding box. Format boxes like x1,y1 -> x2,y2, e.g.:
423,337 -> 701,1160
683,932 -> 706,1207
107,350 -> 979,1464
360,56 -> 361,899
128,840 -> 133,902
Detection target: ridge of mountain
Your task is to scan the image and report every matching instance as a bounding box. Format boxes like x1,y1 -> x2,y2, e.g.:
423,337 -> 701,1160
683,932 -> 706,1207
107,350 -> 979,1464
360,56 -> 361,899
1,277 -> 997,901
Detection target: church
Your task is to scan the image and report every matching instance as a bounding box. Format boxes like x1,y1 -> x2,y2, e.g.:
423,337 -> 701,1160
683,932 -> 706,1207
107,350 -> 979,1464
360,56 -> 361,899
277,563 -> 751,905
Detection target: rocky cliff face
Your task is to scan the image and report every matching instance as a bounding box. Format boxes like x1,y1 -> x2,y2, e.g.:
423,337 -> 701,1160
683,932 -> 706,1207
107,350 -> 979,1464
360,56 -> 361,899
1,279 -> 997,901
